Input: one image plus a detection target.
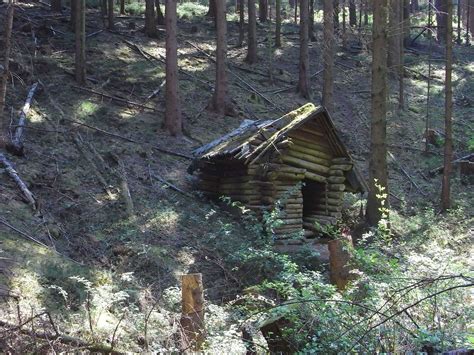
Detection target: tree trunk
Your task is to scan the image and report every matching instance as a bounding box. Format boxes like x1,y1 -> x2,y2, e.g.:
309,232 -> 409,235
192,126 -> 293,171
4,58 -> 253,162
180,274 -> 205,351
0,0 -> 14,133
165,0 -> 182,136
333,0 -> 339,29
70,0 -> 76,31
51,0 -> 62,12
120,0 -> 125,15
259,0 -> 268,22
457,0 -> 461,43
275,0 -> 282,46
467,0 -> 473,41
238,0 -> 245,47
349,0 -> 356,26
342,0 -> 347,48
364,0 -> 368,25
322,0 -> 334,112
155,0 -> 165,25
246,0 -> 258,63
403,0 -> 410,46
207,0 -> 216,17
366,0 -> 389,226
309,0 -> 316,41
107,0 -> 114,30
75,0 -> 86,85
297,0 -> 310,98
411,0 -> 419,12
435,0 -> 447,42
145,0 -> 158,37
208,0 -> 233,115
441,0 -> 453,210
101,0 -> 107,17
398,0 -> 405,110
294,0 -> 298,24
387,0 -> 400,75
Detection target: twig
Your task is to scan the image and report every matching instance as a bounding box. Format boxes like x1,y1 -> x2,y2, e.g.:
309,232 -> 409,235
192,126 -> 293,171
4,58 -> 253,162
111,312 -> 126,351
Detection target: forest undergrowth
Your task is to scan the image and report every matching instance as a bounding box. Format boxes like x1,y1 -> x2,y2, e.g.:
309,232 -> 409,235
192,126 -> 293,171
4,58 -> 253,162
0,1 -> 473,353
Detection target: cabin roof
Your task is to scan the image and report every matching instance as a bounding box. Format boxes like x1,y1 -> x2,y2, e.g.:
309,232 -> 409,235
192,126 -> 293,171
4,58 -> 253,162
192,104 -> 367,192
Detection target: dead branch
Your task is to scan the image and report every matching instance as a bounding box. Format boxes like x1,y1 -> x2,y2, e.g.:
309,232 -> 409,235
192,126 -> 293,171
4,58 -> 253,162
7,82 -> 39,156
71,85 -> 160,112
150,172 -> 192,197
145,79 -> 166,102
0,153 -> 36,208
388,152 -> 426,196
110,153 -> 134,217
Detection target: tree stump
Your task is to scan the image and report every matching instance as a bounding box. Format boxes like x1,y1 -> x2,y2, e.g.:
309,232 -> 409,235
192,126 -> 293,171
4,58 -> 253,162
180,273 -> 205,351
328,233 -> 354,291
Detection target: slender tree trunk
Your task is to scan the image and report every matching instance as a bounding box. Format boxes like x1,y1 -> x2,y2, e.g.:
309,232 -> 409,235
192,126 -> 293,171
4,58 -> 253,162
108,0 -> 114,29
411,0 -> 419,12
70,0 -> 77,31
323,0 -> 334,111
403,0 -> 410,46
207,0 -> 216,17
309,0 -> 316,41
349,0 -> 356,26
145,0 -> 158,37
358,0 -> 362,28
457,0 -> 462,43
209,0 -> 233,115
342,0 -> 347,48
259,0 -> 268,22
333,0 -> 339,30
387,0 -> 400,75
101,0 -> 107,17
297,0 -> 310,98
75,0 -> 86,85
155,0 -> 165,25
467,0 -> 473,42
275,0 -> 282,46
0,0 -> 14,134
120,0 -> 125,15
246,0 -> 258,63
238,0 -> 245,47
366,0 -> 389,226
441,0 -> 453,210
363,0 -> 368,26
435,0 -> 447,42
51,0 -> 62,12
165,0 -> 182,136
398,0 -> 404,109
425,0 -> 433,153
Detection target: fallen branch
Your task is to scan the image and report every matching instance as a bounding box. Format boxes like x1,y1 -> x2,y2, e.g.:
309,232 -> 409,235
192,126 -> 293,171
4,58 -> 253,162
388,152 -> 426,196
0,153 -> 36,208
110,153 -> 134,217
63,118 -> 192,159
429,153 -> 474,176
71,86 -> 160,111
150,172 -> 192,197
145,79 -> 166,102
7,82 -> 39,156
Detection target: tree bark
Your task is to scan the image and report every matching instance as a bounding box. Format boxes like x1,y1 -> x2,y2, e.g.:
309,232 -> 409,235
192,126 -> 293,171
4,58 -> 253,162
323,0 -> 334,112
165,0 -> 182,136
180,274 -> 205,351
259,0 -> 268,22
0,0 -> 14,134
435,0 -> 447,42
238,0 -> 245,47
297,0 -> 310,98
101,0 -> 107,17
51,0 -> 62,12
206,0 -> 216,17
208,0 -> 233,115
387,0 -> 400,75
75,0 -> 86,85
403,0 -> 410,46
294,0 -> 298,23
366,0 -> 389,226
107,0 -> 114,29
441,0 -> 453,210
398,0 -> 405,110
333,0 -> 339,29
349,0 -> 356,26
246,0 -> 258,63
145,0 -> 158,37
411,0 -> 419,12
275,0 -> 282,46
155,0 -> 165,25
120,0 -> 125,15
70,0 -> 76,31
364,0 -> 369,26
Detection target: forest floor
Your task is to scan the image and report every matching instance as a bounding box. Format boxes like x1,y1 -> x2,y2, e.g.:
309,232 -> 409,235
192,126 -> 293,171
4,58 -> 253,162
0,2 -> 473,353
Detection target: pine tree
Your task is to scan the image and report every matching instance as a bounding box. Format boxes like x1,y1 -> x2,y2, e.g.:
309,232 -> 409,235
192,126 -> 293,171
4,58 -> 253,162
165,0 -> 182,136
297,0 -> 310,98
275,0 -> 282,47
238,0 -> 245,47
259,0 -> 268,22
108,0 -> 114,29
207,0 -> 216,18
366,0 -> 389,226
349,0 -> 356,26
145,0 -> 158,37
155,0 -> 165,25
323,0 -> 334,111
246,0 -> 258,63
441,0 -> 453,210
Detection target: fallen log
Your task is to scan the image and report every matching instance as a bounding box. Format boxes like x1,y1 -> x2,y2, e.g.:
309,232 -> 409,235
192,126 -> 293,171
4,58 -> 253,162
0,153 -> 36,209
429,153 -> 474,176
7,82 -> 39,156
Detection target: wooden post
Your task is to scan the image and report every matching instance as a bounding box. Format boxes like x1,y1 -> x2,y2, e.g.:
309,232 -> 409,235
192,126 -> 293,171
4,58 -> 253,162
180,273 -> 205,351
328,232 -> 354,291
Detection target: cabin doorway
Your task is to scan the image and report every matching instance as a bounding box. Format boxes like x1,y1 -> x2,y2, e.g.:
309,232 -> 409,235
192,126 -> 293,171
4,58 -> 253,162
302,179 -> 327,235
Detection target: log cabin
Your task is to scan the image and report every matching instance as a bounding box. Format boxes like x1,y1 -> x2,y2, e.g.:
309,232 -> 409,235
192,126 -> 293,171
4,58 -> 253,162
189,104 -> 367,240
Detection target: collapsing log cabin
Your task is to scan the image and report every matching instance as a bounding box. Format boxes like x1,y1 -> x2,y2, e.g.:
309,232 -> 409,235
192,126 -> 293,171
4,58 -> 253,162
189,104 -> 367,239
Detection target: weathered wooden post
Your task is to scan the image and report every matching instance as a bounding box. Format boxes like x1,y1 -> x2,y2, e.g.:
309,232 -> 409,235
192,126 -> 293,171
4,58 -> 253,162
180,273 -> 205,351
328,232 -> 354,291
